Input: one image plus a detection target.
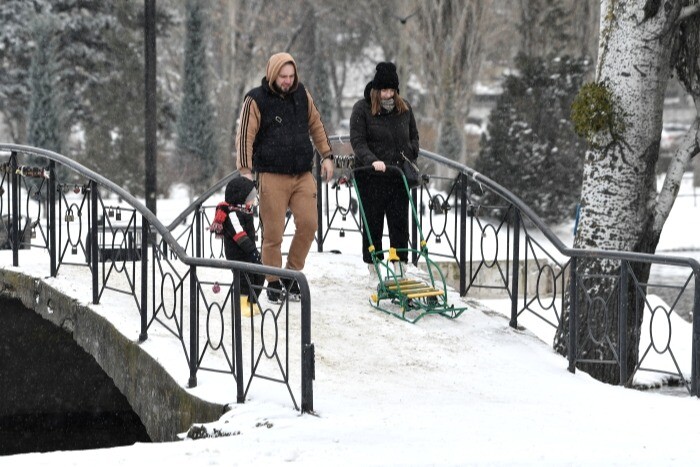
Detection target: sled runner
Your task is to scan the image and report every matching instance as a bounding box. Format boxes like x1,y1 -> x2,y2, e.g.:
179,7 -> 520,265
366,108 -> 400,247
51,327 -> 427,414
351,166 -> 467,323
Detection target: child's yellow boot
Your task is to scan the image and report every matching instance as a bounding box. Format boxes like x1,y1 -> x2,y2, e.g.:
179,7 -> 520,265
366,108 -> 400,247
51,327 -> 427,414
240,295 -> 261,317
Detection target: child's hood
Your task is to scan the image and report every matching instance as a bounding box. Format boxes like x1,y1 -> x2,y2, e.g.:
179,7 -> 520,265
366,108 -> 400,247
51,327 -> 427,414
225,177 -> 256,205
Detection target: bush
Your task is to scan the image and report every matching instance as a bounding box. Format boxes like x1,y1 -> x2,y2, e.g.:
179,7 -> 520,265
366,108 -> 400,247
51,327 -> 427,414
474,54 -> 589,224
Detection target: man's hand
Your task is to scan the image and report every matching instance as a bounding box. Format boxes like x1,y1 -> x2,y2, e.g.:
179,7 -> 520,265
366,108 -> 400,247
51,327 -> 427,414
321,157 -> 334,182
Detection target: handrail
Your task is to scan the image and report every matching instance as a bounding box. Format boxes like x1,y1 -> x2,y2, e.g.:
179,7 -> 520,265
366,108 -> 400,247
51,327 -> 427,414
166,171 -> 238,231
415,146 -> 700,271
329,134 -> 700,271
0,143 -> 185,259
0,144 -> 310,280
165,134 -> 700,318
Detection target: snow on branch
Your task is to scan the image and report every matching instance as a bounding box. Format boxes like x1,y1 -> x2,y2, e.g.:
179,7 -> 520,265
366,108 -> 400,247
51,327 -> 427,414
653,118 -> 700,233
679,3 -> 700,22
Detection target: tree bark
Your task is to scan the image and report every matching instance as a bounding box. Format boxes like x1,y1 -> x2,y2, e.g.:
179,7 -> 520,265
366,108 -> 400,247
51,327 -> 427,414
554,0 -> 675,384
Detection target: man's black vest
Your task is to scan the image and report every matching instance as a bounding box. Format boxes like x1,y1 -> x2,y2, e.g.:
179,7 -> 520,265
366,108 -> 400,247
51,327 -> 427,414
246,81 -> 314,174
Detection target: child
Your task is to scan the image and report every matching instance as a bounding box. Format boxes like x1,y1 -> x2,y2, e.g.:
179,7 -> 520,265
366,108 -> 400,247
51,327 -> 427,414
210,176 -> 264,317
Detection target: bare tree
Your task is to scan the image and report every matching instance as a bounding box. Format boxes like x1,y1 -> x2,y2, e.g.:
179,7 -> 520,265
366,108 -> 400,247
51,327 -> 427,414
323,5 -> 375,128
224,0 -> 271,159
416,0 -> 490,169
207,0 -> 237,177
571,0 -> 600,63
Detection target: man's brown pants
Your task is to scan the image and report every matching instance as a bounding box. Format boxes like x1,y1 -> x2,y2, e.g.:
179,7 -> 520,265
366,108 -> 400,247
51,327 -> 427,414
257,171 -> 317,283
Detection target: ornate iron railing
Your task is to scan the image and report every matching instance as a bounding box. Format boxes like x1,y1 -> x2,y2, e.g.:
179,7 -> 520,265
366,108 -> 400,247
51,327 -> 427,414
0,144 -> 314,413
409,145 -> 700,395
319,135 -> 697,396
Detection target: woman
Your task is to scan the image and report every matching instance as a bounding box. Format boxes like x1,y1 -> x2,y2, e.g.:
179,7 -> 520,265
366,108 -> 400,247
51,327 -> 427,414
350,61 -> 420,280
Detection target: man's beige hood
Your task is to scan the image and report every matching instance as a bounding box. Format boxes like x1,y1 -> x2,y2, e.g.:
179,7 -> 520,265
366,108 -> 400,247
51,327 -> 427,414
265,52 -> 299,91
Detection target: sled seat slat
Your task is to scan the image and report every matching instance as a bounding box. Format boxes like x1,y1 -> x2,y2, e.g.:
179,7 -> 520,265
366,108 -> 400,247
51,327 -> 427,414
385,279 -> 422,290
384,278 -> 445,299
407,289 -> 444,299
387,284 -> 426,292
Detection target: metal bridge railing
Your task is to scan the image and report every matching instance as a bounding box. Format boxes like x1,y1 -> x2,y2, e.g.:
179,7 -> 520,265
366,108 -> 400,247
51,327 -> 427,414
316,135 -> 697,396
0,144 -> 314,413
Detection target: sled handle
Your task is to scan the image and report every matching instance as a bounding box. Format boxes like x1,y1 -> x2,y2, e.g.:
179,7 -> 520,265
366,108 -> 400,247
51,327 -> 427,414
349,165 -> 426,251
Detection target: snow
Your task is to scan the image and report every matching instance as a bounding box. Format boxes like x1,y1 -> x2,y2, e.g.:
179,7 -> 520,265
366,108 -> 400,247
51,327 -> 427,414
473,80 -> 503,96
3,176 -> 700,466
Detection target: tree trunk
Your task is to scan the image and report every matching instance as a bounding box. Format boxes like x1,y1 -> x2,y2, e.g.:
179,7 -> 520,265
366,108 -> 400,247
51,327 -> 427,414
417,1 -> 487,163
554,0 -> 673,384
572,0 -> 600,63
227,0 -> 268,157
209,0 -> 236,177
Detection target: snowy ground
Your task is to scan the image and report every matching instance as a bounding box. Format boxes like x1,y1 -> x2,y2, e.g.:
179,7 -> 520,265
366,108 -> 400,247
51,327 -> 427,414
3,177 -> 700,465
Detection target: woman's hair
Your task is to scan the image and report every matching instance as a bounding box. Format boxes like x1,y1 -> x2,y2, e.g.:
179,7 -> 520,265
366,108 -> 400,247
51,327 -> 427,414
370,88 -> 409,116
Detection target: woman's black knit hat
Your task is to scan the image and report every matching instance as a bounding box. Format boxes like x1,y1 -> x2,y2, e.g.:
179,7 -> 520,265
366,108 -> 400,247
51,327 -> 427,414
371,62 -> 399,93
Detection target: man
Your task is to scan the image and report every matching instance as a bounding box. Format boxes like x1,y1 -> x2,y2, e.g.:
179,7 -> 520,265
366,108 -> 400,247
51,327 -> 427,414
235,52 -> 334,303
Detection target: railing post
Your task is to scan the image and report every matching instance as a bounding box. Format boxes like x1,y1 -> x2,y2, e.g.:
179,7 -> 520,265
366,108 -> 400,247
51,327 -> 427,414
139,219 -> 149,342
618,261 -> 629,386
410,187 -> 418,265
188,265 -> 198,387
90,180 -> 99,304
568,257 -> 578,373
233,270 -> 244,403
692,274 -> 700,397
48,160 -> 57,276
144,0 -> 158,215
459,173 -> 467,296
195,205 -> 202,258
315,150 -> 324,253
10,152 -> 19,267
509,208 -> 520,328
301,285 -> 314,413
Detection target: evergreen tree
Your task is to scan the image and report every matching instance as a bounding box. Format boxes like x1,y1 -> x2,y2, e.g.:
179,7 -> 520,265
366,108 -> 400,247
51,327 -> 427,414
79,1 -> 147,195
50,1 -> 120,127
0,0 -> 49,142
1,1 -> 176,196
24,15 -> 63,202
289,1 -> 334,132
176,0 -> 218,188
475,54 -> 588,224
27,16 -> 62,154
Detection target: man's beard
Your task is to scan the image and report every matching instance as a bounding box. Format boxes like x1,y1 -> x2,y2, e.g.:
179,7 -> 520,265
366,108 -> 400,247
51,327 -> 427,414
273,82 -> 291,95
